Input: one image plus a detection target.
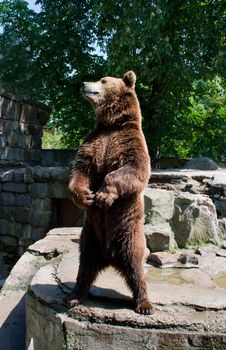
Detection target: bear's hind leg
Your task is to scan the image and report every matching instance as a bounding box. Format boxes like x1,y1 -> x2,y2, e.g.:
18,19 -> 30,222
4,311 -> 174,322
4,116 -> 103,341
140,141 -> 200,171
65,227 -> 108,308
122,260 -> 154,315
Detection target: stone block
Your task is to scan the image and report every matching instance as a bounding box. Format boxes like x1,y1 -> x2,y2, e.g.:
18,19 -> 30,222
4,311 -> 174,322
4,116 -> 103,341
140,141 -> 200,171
0,206 -> 12,220
0,119 -> 3,133
48,182 -> 69,199
29,183 -> 49,198
6,130 -> 19,147
31,210 -> 51,228
13,169 -> 24,182
0,235 -> 17,247
24,167 -> 34,184
0,146 -> 18,161
7,222 -> 23,238
0,97 -> 21,121
0,135 -> 7,147
22,225 -> 33,239
16,194 -> 31,207
19,122 -> 41,136
0,169 -> 13,182
2,182 -> 27,193
0,192 -> 16,206
0,219 -> 8,234
2,120 -> 18,133
31,135 -> 42,148
17,135 -> 32,149
31,149 -> 41,162
33,167 -> 52,182
14,207 -> 32,224
20,104 -> 37,124
31,198 -> 51,211
30,227 -> 47,241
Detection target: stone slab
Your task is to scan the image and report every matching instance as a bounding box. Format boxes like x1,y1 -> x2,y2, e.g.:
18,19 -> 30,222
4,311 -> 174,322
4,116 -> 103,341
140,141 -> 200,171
29,240 -> 226,312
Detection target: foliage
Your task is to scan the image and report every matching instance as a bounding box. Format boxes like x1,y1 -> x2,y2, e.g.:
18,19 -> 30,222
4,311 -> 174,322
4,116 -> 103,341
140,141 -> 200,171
161,77 -> 226,160
42,128 -> 68,149
0,0 -> 225,160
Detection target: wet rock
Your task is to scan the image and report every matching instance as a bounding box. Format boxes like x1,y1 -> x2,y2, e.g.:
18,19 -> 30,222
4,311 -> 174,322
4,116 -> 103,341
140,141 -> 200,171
149,251 -> 199,268
178,253 -> 199,267
180,269 -> 216,288
149,252 -> 178,267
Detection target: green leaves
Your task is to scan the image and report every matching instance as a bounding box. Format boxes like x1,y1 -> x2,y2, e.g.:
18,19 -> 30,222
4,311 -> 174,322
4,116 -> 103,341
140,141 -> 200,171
0,0 -> 225,159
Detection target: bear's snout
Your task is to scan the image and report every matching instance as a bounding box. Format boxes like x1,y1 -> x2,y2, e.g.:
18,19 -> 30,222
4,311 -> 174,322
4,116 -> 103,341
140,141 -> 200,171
81,81 -> 101,97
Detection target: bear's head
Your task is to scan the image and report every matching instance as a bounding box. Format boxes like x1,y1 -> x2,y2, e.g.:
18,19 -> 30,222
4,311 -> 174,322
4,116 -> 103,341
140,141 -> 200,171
81,71 -> 139,125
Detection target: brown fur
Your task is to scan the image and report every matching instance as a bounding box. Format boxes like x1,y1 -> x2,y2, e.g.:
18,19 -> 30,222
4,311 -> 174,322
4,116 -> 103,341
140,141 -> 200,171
66,71 -> 154,314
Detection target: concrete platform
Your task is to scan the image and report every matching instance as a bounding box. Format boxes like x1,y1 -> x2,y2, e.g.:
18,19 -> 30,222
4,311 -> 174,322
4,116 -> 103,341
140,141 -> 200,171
1,227 -> 226,350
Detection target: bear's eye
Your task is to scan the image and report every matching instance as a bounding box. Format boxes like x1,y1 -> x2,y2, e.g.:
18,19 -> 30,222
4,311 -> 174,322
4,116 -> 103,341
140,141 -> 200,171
101,79 -> 107,84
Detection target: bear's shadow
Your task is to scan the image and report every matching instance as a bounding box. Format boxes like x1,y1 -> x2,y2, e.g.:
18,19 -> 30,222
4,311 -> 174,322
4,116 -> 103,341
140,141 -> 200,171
31,282 -> 132,312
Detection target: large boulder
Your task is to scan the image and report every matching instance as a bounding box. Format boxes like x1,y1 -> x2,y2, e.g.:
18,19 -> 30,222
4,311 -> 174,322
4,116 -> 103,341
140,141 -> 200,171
144,189 -> 175,252
172,192 -> 220,248
183,156 -> 220,170
144,188 -> 174,226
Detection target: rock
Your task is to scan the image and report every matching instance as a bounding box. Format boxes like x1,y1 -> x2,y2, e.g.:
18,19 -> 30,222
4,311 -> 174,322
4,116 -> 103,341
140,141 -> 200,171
216,250 -> 226,258
173,192 -> 220,248
149,252 -> 178,267
218,219 -> 226,237
183,157 -> 220,170
199,255 -> 226,278
222,241 -> 226,250
180,269 -> 216,288
178,253 -> 199,267
195,246 -> 219,256
149,251 -> 199,268
215,199 -> 226,219
144,188 -> 174,225
144,224 -> 176,252
212,174 -> 226,189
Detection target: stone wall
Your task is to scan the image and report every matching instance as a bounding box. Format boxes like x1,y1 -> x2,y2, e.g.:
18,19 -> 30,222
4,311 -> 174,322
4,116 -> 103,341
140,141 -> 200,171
0,166 -> 82,275
0,91 -> 50,165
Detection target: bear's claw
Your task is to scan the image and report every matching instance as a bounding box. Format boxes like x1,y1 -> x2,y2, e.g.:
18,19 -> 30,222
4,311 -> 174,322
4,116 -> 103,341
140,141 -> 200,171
136,300 -> 155,315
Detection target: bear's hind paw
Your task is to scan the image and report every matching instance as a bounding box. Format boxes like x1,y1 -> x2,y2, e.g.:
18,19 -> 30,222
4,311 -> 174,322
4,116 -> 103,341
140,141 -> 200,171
64,292 -> 83,308
136,300 -> 155,315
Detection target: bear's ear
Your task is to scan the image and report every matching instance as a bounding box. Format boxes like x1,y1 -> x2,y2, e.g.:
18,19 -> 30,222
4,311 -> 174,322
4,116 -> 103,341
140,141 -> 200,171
123,71 -> 136,88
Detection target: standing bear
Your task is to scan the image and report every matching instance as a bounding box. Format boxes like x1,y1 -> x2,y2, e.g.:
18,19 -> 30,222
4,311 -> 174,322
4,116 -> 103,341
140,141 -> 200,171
67,71 -> 153,314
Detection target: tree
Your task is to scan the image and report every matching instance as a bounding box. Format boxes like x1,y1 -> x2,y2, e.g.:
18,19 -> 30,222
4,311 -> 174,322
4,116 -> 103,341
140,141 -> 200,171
0,0 -> 103,146
95,0 -> 225,161
161,76 -> 226,160
0,0 -> 225,159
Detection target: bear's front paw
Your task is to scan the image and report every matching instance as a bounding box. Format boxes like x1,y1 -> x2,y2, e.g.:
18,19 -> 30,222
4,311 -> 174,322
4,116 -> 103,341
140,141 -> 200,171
95,189 -> 118,208
71,189 -> 95,209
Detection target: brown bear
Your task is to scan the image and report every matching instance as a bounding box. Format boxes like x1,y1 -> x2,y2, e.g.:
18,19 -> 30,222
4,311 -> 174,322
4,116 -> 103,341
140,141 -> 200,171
66,71 -> 153,314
